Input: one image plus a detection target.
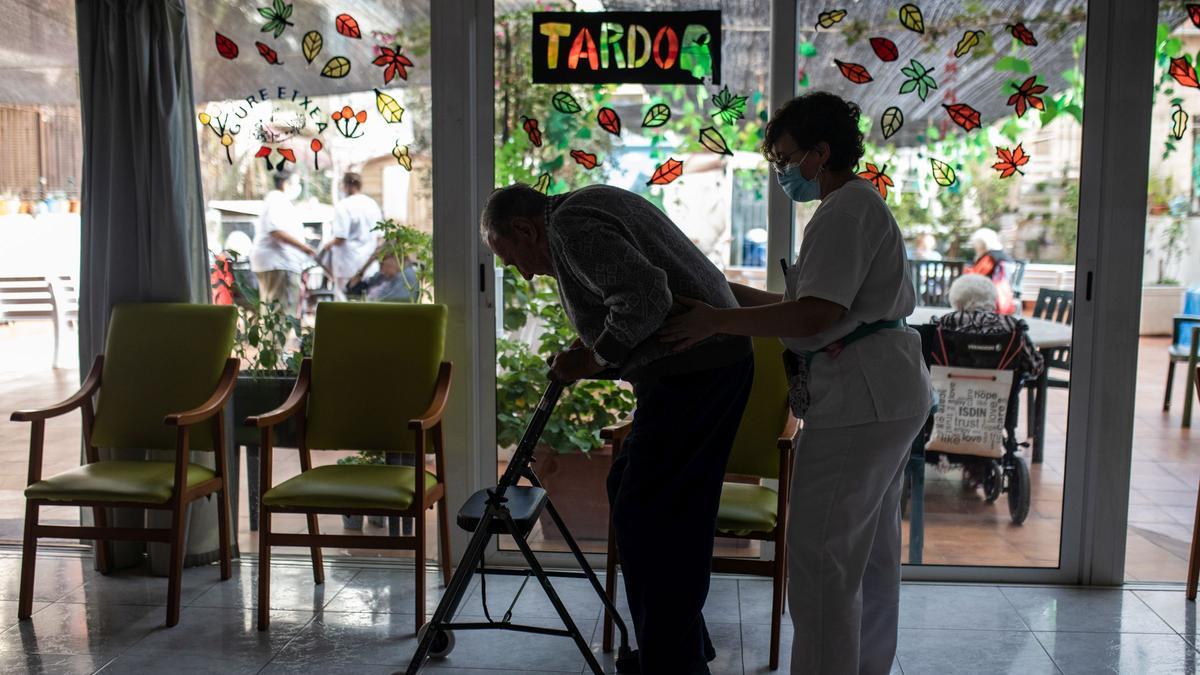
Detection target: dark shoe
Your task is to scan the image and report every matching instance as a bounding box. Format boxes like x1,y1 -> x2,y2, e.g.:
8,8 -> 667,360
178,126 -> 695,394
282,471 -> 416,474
615,647 -> 717,674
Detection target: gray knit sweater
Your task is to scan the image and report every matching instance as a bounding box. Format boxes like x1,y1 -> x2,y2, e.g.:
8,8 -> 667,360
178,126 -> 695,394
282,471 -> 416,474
545,185 -> 751,382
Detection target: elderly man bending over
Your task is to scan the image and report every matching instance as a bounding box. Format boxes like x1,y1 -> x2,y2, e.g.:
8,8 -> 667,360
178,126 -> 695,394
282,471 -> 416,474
481,184 -> 753,675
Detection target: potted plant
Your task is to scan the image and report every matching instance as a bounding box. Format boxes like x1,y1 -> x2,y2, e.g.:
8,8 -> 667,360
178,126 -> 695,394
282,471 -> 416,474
1142,206 -> 1190,335
496,269 -> 636,545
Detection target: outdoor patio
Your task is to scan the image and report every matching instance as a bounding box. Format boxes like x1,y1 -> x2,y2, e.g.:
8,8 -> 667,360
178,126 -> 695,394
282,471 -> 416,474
1,319 -> 1194,579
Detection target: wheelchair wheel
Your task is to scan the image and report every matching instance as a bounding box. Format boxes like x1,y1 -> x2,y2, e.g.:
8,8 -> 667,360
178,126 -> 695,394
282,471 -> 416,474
982,460 -> 1004,504
417,623 -> 456,659
1007,457 -> 1031,525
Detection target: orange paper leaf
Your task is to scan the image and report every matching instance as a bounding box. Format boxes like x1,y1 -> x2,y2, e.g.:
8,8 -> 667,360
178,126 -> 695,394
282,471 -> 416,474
647,158 -> 683,186
992,143 -> 1030,178
856,163 -> 894,198
835,59 -> 873,84
335,13 -> 361,38
570,149 -> 600,169
942,103 -> 981,131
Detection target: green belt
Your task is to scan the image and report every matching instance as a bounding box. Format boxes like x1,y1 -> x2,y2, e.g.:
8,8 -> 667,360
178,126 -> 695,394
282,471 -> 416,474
797,318 -> 905,367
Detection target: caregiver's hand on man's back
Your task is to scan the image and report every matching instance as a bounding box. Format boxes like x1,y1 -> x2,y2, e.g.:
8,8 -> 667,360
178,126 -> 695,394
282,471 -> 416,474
548,346 -> 604,383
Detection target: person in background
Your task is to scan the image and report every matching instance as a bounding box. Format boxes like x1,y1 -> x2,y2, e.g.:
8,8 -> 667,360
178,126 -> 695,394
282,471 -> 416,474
965,227 -> 1016,314
939,274 -> 1043,377
250,169 -> 313,318
321,172 -> 381,300
349,252 -> 420,302
912,232 -> 942,261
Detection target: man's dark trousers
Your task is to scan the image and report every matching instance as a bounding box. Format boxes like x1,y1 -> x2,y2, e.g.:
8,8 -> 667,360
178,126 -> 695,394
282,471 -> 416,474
607,356 -> 754,674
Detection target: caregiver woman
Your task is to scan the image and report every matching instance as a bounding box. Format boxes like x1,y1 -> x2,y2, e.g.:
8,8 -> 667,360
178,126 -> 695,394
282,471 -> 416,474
660,91 -> 932,675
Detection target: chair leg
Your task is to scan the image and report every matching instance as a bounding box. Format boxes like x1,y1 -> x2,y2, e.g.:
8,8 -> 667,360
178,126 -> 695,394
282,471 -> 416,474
258,508 -> 271,631
770,539 -> 786,670
305,514 -> 324,585
1189,476 -> 1200,601
602,521 -> 618,652
1166,361 -> 1177,412
93,506 -> 111,575
165,502 -> 188,627
436,499 -> 452,584
1026,385 -> 1036,438
216,489 -> 233,581
415,507 -> 427,630
1186,359 -> 1197,429
18,502 -> 39,620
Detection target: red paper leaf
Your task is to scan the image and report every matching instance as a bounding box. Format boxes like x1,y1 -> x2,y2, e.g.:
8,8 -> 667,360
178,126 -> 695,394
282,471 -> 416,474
521,116 -> 543,147
277,148 -> 296,164
1170,57 -> 1200,89
869,37 -> 898,62
942,103 -> 981,131
570,149 -> 600,169
335,13 -> 361,39
255,41 -> 282,65
1006,76 -> 1049,117
856,163 -> 894,198
992,143 -> 1030,178
1007,23 -> 1038,46
834,60 -> 873,84
597,107 -> 621,136
1190,4 -> 1200,29
372,45 -> 413,84
215,32 -> 239,60
647,158 -> 683,186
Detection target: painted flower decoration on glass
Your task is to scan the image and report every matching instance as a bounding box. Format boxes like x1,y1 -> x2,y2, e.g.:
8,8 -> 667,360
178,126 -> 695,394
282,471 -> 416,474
331,106 -> 368,138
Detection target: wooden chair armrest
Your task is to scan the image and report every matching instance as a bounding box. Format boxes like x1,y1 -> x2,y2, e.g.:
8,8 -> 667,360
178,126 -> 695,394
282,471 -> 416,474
165,359 -> 240,427
777,413 -> 800,451
409,362 -> 453,431
601,417 -> 634,442
246,359 -> 311,428
10,356 -> 103,422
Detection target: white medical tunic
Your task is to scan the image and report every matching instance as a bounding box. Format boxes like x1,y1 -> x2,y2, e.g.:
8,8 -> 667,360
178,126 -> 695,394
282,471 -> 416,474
250,190 -> 308,274
330,193 -> 382,280
783,178 -> 932,429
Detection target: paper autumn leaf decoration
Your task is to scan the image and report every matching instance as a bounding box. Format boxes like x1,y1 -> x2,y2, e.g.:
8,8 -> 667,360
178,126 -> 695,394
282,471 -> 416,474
310,139 -> 323,170
392,142 -> 412,171
321,56 -> 351,78
258,0 -> 294,39
255,42 -> 283,65
335,14 -> 362,39
1007,23 -> 1037,47
1173,104 -> 1189,141
929,158 -> 957,187
1007,76 -> 1048,118
642,103 -> 671,128
698,126 -> 732,155
532,173 -> 552,194
815,9 -> 846,30
899,59 -> 937,101
954,30 -> 984,58
1169,57 -> 1199,89
899,4 -> 924,34
648,158 -> 684,186
375,89 -> 404,123
373,45 -> 414,84
710,86 -> 748,124
597,107 -> 621,135
552,91 -> 582,114
1190,4 -> 1200,29
521,116 -> 543,147
302,31 -> 323,64
835,60 -> 872,84
570,149 -> 600,169
869,37 -> 898,62
881,106 -> 904,139
943,103 -> 981,132
857,163 -> 894,198
992,143 -> 1030,178
215,32 -> 239,60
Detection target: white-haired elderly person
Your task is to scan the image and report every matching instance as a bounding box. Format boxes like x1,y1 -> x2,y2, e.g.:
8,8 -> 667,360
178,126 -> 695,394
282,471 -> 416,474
964,227 -> 1017,314
938,274 -> 1043,377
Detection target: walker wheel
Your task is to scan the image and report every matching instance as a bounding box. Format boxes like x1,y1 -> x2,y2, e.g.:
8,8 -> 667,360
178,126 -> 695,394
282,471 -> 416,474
417,623 -> 456,659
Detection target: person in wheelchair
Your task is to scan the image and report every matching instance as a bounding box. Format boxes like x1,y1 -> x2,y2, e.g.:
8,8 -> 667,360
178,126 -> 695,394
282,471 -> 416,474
923,274 -> 1043,522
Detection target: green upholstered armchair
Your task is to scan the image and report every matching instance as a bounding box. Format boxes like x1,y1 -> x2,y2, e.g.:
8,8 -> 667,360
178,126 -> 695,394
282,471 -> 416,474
248,302 -> 452,631
10,303 -> 239,627
601,337 -> 797,670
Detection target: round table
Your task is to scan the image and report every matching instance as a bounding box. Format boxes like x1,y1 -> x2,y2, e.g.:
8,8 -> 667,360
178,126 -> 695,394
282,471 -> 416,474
908,306 -> 1073,348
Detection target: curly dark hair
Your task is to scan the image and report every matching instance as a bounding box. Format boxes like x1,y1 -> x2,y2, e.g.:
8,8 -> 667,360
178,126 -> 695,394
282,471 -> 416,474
761,91 -> 865,172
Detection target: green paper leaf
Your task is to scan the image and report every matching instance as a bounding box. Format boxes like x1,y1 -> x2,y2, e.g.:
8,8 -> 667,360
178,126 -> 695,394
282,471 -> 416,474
642,103 -> 671,128
994,56 -> 1031,74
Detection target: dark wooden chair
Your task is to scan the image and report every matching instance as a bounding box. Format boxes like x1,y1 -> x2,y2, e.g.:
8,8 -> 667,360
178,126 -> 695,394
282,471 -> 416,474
9,303 -> 238,627
909,260 -> 966,307
1025,289 -> 1073,459
1163,315 -> 1200,427
600,337 -> 797,670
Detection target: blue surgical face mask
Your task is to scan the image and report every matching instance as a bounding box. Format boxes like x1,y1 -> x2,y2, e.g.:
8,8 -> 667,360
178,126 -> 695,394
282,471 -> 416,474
776,152 -> 822,203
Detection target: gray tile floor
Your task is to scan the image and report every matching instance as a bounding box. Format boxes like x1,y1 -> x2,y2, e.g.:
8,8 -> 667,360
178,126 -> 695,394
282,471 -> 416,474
3,551 -> 1200,674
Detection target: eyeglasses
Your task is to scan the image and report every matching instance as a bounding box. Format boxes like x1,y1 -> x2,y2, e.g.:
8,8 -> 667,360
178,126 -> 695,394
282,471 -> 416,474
770,148 -> 807,174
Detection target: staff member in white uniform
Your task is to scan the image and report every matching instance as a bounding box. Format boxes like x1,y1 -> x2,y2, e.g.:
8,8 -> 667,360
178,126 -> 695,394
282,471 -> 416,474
251,169 -> 314,319
320,171 -> 381,300
660,91 -> 932,675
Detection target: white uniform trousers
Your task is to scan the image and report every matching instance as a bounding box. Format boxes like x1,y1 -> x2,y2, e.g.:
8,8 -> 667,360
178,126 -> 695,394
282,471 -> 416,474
787,412 -> 926,675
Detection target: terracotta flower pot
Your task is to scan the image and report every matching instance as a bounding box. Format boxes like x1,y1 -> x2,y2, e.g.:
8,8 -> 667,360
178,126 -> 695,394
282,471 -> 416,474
533,444 -> 613,547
